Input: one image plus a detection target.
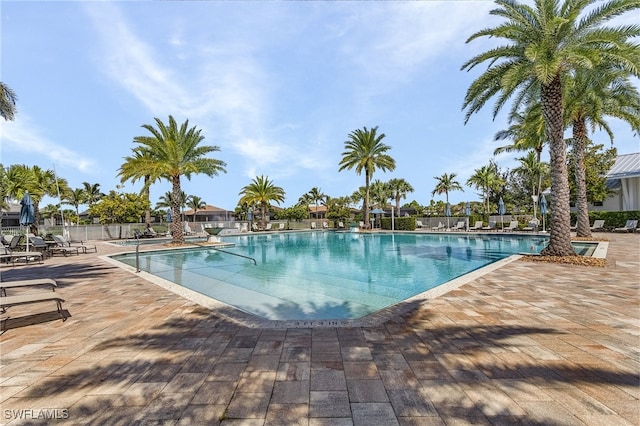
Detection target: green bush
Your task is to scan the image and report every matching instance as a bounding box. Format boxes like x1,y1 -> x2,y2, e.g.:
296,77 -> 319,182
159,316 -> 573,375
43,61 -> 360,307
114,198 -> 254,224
380,217 -> 416,230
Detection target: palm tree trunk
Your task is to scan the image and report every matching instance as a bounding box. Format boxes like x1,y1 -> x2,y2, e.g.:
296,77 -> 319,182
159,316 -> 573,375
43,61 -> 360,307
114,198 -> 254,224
172,176 -> 184,244
541,76 -> 574,256
572,119 -> 591,238
144,175 -> 151,225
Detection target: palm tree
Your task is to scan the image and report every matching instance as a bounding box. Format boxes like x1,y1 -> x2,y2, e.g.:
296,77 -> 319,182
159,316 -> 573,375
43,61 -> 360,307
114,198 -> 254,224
339,126 -> 396,230
64,188 -> 87,225
127,116 -> 227,243
462,0 -> 640,256
369,180 -> 391,210
238,175 -> 285,230
156,190 -> 188,220
494,102 -> 548,163
432,173 -> 463,206
82,182 -> 104,223
186,195 -> 207,222
297,193 -> 314,220
513,151 -> 550,218
566,67 -> 640,237
467,164 -> 504,220
388,178 -> 414,217
0,82 -> 17,121
307,187 -> 327,219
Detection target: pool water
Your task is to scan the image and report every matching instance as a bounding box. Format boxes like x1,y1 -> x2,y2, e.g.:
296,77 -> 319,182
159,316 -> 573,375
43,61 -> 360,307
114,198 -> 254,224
112,232 -> 556,321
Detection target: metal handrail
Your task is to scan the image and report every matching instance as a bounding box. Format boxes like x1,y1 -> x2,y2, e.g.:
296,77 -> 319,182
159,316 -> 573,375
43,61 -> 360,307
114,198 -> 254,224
211,247 -> 257,265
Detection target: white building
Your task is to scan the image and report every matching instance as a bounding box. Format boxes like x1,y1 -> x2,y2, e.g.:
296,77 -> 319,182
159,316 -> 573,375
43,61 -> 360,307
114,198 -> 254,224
595,152 -> 640,212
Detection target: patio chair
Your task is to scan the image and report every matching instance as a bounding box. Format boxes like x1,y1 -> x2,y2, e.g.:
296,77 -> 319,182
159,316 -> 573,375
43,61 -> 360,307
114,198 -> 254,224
613,220 -> 638,233
240,223 -> 248,233
184,222 -> 195,235
54,235 -> 97,253
416,220 -> 424,228
311,222 -> 317,229
450,221 -> 465,231
265,223 -> 272,231
482,221 -> 497,231
522,220 -> 539,232
28,236 -> 55,258
41,236 -> 79,257
469,221 -> 483,231
431,222 -> 445,231
0,292 -> 66,319
504,220 -> 519,232
278,223 -> 286,231
1,278 -> 57,296
590,220 -> 605,231
322,222 -> 329,229
338,222 -> 345,229
0,246 -> 44,265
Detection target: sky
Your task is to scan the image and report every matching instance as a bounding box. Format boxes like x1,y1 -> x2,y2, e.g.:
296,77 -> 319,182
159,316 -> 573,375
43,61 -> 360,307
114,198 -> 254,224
1,1 -> 638,212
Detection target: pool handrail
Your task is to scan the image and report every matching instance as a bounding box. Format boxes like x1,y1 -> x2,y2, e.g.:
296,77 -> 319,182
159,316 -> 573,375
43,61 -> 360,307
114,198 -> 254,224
211,247 -> 257,265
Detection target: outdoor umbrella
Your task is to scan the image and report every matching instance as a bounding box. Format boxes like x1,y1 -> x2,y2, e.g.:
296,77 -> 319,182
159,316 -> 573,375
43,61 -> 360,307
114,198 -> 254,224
465,202 -> 471,231
540,194 -> 548,232
370,208 -> 385,229
19,192 -> 34,252
498,197 -> 505,231
445,203 -> 451,229
166,208 -> 172,222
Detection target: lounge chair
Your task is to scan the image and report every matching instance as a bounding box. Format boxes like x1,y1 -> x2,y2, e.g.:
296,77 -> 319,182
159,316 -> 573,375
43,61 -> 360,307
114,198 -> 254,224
278,223 -> 286,231
469,221 -> 483,231
265,223 -> 272,231
251,223 -> 261,232
184,223 -> 195,235
415,220 -> 424,228
0,292 -> 66,319
1,278 -> 57,296
322,222 -> 329,229
613,220 -> 638,233
240,223 -> 248,233
54,235 -> 97,253
522,220 -> 539,232
590,220 -> 605,231
450,221 -> 465,231
311,222 -> 317,229
0,246 -> 44,265
359,221 -> 365,229
504,220 -> 519,232
482,221 -> 497,231
338,222 -> 345,229
432,222 -> 445,231
28,236 -> 54,258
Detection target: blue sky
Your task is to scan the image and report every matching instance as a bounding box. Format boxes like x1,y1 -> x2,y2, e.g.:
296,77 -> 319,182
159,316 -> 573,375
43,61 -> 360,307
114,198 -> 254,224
1,1 -> 638,211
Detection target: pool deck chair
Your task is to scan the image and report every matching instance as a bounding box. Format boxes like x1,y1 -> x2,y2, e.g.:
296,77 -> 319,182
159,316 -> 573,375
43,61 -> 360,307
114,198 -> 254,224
0,292 -> 66,319
416,220 -> 424,228
311,222 -> 317,229
451,221 -> 465,231
522,220 -> 539,232
278,223 -> 286,231
432,222 -> 445,231
1,278 -> 57,296
482,221 -> 497,231
0,247 -> 44,265
590,220 -> 605,231
469,221 -> 483,231
613,220 -> 638,233
504,221 -> 519,232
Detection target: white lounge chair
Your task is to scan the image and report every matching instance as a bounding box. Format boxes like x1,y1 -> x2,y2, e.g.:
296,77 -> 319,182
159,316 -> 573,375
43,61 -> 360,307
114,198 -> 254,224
416,220 -> 424,228
504,221 -> 519,232
522,220 -> 539,232
278,223 -> 285,231
322,222 -> 329,229
613,220 -> 637,233
482,221 -> 497,231
311,222 -> 317,229
1,278 -> 57,296
469,221 -> 483,231
265,223 -> 272,231
338,222 -> 345,229
450,221 -> 465,231
590,220 -> 605,231
432,222 -> 445,231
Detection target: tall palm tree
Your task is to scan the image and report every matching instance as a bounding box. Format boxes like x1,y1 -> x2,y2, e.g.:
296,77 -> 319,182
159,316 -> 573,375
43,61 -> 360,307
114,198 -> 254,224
388,178 -> 414,216
566,66 -> 640,237
297,193 -> 314,220
467,164 -> 504,220
339,126 -> 396,230
462,0 -> 640,256
307,187 -> 327,219
64,188 -> 87,225
186,195 -> 207,222
432,173 -> 463,206
82,182 -> 104,223
369,180 -> 391,209
238,175 -> 285,230
127,116 -> 227,243
0,82 -> 17,121
513,151 -> 550,218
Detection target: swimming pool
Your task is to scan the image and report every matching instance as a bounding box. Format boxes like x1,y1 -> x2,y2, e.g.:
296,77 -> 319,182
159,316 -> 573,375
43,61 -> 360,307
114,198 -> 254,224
111,232 -> 553,321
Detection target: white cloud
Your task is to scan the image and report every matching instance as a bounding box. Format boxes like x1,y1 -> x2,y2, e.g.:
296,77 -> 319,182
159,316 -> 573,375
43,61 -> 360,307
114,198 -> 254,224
0,117 -> 96,173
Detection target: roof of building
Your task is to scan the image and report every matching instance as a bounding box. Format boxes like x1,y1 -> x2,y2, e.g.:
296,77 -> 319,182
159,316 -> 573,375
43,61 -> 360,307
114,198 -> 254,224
606,152 -> 640,179
183,205 -> 230,215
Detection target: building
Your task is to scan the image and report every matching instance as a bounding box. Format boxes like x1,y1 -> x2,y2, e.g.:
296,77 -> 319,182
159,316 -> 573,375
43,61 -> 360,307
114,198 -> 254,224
596,152 -> 640,212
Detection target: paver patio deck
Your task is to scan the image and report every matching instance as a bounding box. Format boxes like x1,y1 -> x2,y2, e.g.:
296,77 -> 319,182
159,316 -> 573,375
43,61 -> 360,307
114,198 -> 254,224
0,232 -> 638,425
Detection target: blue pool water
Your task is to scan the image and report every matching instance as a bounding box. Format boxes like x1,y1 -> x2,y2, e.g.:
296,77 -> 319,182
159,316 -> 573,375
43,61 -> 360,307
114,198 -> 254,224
111,232 -> 554,321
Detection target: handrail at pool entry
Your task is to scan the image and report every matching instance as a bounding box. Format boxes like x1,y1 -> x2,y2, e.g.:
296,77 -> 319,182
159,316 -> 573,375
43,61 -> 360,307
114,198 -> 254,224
211,247 -> 257,265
